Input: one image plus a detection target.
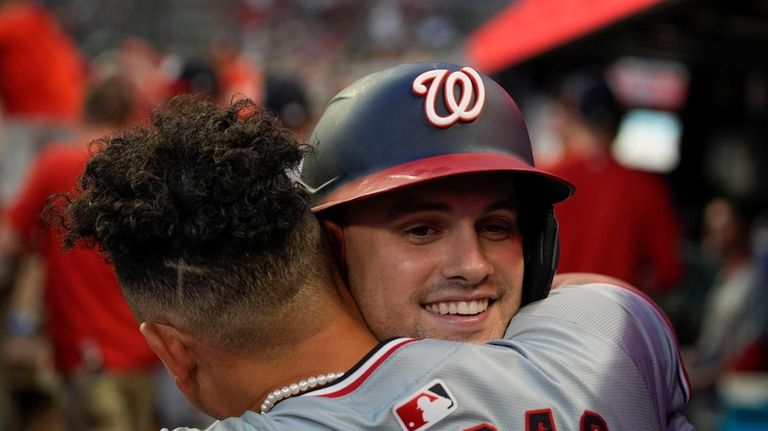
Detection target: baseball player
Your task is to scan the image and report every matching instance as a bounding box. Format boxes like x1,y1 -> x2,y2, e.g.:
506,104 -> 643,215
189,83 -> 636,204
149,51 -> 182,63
58,92 -> 692,430
300,62 -> 570,343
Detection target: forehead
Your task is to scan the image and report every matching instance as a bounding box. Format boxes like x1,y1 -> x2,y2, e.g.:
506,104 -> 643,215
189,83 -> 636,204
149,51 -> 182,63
344,172 -> 517,220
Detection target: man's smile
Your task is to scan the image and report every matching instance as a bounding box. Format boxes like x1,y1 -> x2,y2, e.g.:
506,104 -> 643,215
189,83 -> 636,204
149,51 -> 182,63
422,298 -> 494,316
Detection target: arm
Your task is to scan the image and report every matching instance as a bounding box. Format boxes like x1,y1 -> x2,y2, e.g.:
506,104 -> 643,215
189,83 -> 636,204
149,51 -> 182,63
0,222 -> 22,289
0,149 -> 56,354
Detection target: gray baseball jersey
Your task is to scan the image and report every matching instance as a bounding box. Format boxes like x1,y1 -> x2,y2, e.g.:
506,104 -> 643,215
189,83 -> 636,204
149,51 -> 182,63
171,283 -> 692,430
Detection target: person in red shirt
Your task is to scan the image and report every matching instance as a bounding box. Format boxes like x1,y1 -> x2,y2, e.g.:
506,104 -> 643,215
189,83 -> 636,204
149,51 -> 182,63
0,76 -> 158,431
547,73 -> 683,296
0,0 -> 86,203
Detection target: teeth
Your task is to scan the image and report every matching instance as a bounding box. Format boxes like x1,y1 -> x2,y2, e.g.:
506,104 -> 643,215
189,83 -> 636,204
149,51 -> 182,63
439,302 -> 448,314
425,299 -> 489,316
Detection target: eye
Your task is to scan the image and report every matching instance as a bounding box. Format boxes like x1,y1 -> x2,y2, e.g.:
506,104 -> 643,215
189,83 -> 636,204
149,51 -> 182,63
406,225 -> 433,237
402,223 -> 442,244
479,219 -> 518,241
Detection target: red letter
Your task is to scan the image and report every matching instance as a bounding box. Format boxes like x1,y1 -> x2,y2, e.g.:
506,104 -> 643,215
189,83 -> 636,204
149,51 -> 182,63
580,410 -> 608,431
526,408 -> 558,431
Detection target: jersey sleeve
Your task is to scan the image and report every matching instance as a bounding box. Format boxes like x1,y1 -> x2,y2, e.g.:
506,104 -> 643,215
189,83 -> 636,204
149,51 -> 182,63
504,282 -> 692,430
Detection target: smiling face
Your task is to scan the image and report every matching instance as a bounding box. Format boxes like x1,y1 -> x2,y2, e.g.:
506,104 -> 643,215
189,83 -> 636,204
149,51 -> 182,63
336,173 -> 524,342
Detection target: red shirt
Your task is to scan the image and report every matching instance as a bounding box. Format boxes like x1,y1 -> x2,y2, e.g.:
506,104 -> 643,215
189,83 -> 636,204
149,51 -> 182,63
4,144 -> 158,374
0,4 -> 85,121
549,154 -> 683,294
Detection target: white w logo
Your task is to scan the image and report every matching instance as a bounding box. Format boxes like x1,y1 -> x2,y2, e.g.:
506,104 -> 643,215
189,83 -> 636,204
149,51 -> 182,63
412,67 -> 486,128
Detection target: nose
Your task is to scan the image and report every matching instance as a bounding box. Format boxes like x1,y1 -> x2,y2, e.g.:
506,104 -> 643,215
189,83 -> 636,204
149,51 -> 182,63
441,224 -> 493,286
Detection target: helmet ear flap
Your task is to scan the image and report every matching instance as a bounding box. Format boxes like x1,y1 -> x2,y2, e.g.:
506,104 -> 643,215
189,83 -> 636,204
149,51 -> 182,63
520,207 -> 560,305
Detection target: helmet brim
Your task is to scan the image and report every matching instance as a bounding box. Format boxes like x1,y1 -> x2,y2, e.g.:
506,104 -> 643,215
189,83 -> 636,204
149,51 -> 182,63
311,152 -> 574,213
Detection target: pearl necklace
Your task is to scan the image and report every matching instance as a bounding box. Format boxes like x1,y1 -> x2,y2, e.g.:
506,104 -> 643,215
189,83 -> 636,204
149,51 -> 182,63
260,371 -> 345,414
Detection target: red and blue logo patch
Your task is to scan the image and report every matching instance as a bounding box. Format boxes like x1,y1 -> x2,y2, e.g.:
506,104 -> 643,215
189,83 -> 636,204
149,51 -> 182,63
393,379 -> 457,431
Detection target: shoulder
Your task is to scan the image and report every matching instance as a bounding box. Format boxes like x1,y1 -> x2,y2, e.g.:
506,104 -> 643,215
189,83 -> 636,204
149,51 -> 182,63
299,338 -> 457,400
506,279 -> 691,407
34,143 -> 86,166
512,280 -> 674,345
510,278 -> 686,367
545,156 -> 584,176
552,272 -> 632,289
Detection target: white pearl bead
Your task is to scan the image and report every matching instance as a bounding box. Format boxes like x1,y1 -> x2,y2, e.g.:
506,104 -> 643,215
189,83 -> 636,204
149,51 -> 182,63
260,371 -> 346,414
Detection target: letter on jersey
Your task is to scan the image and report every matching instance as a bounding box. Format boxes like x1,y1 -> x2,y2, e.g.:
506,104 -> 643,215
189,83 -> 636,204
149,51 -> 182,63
526,409 -> 557,431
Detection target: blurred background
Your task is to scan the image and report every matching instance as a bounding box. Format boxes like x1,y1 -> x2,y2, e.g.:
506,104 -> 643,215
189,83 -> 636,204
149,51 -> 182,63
0,0 -> 766,430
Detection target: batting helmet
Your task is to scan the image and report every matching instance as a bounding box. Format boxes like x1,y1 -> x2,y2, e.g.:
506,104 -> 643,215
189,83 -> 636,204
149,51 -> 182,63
300,62 -> 574,304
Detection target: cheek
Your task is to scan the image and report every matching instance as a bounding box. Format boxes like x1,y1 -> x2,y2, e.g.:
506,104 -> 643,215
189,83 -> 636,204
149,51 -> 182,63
344,232 -> 394,308
344,232 -> 430,310
490,240 -> 525,283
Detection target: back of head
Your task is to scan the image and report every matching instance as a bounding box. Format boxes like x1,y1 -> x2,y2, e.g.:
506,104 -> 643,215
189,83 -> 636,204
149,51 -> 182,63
84,75 -> 136,128
300,62 -> 574,305
170,58 -> 221,100
63,96 -> 331,350
264,74 -> 311,131
703,197 -> 757,259
558,73 -> 623,139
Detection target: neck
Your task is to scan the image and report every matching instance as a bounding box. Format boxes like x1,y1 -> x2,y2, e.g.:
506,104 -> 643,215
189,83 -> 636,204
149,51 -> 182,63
245,284 -> 378,414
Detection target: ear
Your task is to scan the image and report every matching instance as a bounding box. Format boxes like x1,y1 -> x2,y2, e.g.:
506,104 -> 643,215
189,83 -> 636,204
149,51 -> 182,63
140,322 -> 198,401
321,218 -> 347,274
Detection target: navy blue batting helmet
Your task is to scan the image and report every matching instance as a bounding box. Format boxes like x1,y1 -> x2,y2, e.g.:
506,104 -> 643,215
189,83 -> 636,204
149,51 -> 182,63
300,62 -> 574,304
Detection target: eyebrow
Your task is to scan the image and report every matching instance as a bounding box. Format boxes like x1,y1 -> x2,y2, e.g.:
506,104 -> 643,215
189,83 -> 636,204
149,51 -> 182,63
384,201 -> 452,222
383,198 -> 517,222
484,199 -> 517,213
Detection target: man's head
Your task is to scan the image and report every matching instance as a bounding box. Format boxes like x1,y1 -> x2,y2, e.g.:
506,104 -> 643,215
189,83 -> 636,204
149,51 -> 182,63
301,63 -> 573,341
702,197 -> 756,260
554,72 -> 624,154
83,75 -> 136,128
61,96 -> 336,417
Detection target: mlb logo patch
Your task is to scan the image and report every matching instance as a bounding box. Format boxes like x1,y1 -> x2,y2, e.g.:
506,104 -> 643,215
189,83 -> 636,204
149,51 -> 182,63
393,379 -> 457,431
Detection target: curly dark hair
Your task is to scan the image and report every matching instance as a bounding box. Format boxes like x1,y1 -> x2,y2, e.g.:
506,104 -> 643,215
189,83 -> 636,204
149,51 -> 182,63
62,96 -> 328,348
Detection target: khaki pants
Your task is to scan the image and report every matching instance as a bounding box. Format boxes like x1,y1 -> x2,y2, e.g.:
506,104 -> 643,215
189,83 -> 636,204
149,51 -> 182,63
63,370 -> 156,431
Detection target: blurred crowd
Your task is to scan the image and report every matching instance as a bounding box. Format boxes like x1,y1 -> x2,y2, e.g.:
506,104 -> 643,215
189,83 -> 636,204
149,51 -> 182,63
0,1 -> 766,430
537,72 -> 768,431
